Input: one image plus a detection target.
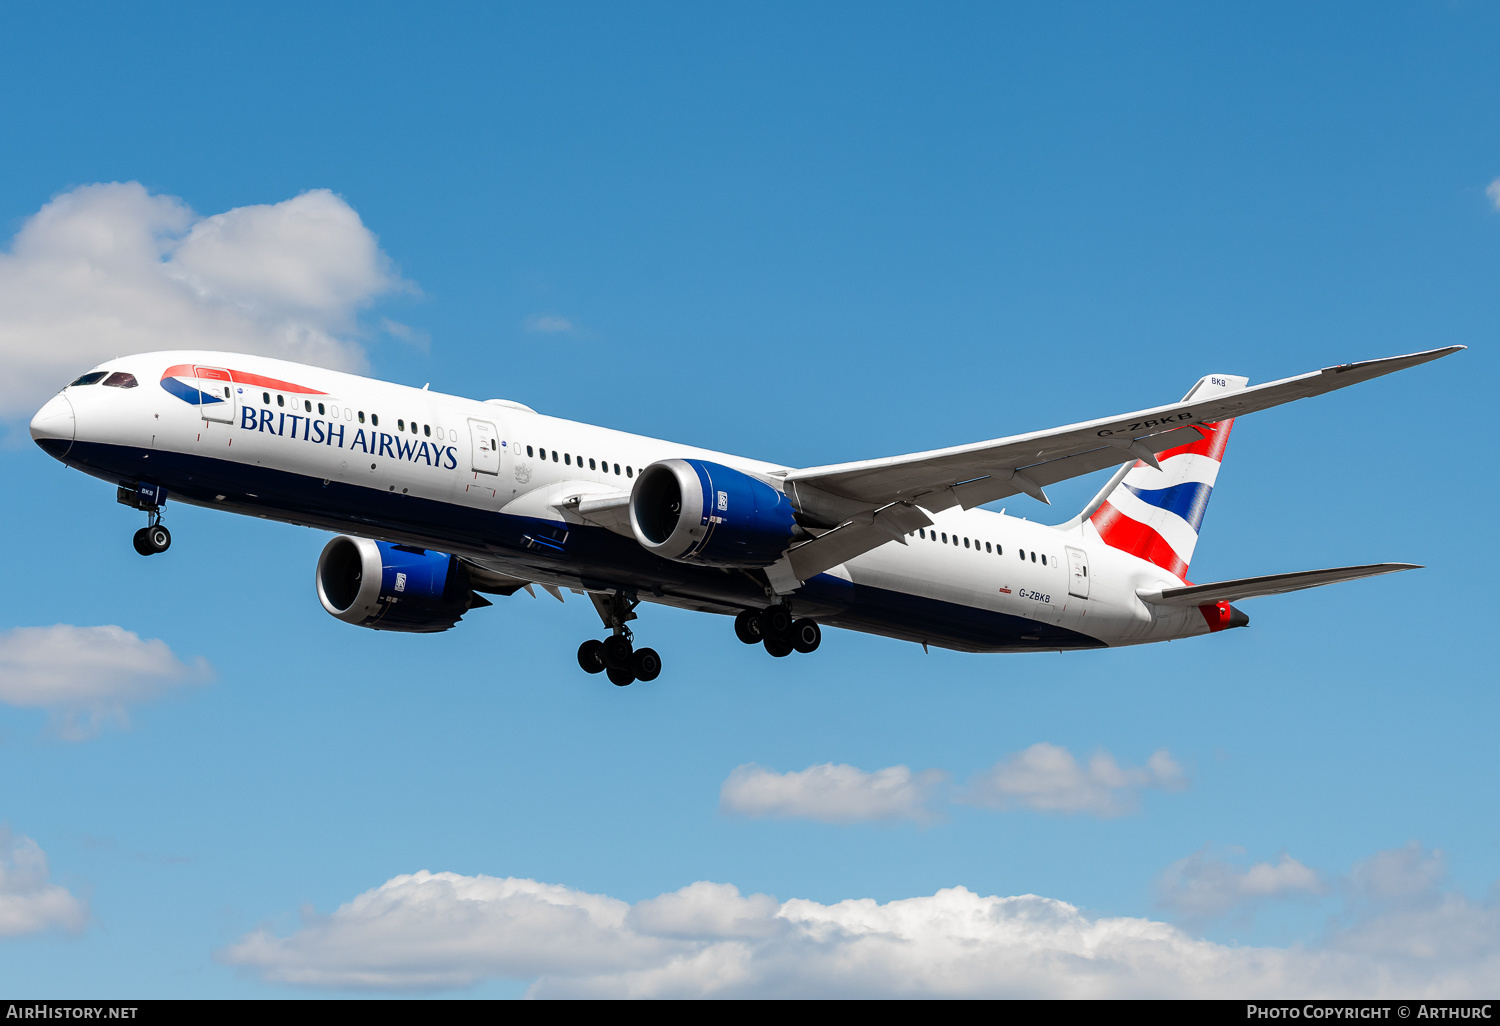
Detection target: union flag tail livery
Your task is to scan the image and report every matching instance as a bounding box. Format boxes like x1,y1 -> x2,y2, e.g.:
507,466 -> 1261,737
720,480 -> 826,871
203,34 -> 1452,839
29,346 -> 1458,681
1087,374 -> 1245,581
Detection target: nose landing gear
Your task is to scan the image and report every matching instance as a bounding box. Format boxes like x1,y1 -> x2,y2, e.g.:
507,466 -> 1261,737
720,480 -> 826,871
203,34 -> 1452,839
132,522 -> 172,556
579,591 -> 662,686
119,483 -> 171,556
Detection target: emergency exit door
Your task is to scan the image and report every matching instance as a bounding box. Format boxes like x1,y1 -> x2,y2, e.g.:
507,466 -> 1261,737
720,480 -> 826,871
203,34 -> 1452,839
469,419 -> 500,475
1066,546 -> 1091,599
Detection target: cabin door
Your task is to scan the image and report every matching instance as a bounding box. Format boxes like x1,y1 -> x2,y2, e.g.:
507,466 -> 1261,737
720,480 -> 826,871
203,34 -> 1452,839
469,419 -> 501,475
1066,545 -> 1091,600
193,366 -> 235,424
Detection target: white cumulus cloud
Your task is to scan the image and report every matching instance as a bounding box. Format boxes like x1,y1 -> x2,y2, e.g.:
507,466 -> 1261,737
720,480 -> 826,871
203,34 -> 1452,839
0,624 -> 211,740
1487,177 -> 1500,210
0,830 -> 88,938
719,762 -> 946,823
0,182 -> 409,418
1156,848 -> 1326,924
221,872 -> 675,990
961,742 -> 1186,817
218,846 -> 1500,997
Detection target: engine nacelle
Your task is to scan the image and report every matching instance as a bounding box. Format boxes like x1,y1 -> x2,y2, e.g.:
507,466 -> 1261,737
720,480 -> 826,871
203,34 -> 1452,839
315,535 -> 490,633
629,459 -> 797,568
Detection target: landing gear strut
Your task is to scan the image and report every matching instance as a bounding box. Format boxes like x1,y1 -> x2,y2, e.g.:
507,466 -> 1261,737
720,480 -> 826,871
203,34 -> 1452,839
736,606 -> 821,657
579,591 -> 661,686
120,483 -> 171,556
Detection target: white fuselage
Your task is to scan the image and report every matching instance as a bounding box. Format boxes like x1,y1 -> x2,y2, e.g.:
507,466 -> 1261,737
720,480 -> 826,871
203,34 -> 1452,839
31,351 -> 1221,653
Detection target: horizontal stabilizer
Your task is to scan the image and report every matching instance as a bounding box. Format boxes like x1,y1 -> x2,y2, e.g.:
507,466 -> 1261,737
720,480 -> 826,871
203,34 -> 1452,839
1138,563 -> 1420,606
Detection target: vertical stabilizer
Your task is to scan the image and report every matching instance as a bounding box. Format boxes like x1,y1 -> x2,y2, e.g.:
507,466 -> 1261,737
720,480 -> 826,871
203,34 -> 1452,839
1085,374 -> 1247,580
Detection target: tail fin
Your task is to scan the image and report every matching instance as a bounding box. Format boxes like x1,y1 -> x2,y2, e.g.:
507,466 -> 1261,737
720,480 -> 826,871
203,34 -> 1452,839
1084,374 -> 1248,581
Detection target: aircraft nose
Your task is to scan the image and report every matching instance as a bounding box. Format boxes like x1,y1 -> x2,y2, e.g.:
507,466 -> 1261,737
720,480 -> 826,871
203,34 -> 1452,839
30,392 -> 75,458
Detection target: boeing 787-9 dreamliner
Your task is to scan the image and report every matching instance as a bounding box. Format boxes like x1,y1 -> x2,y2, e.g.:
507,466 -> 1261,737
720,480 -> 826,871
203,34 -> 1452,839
29,346 -> 1460,685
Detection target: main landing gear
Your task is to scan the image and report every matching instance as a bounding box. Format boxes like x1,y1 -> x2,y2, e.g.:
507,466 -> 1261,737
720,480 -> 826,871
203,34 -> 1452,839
735,607 -> 821,658
578,591 -> 661,686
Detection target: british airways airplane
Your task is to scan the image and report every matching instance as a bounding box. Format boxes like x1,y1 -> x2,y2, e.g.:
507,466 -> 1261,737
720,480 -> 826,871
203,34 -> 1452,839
28,346 -> 1459,685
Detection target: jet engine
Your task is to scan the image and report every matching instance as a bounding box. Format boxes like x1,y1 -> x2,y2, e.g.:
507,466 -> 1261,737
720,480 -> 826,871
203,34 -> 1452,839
629,459 -> 798,568
315,535 -> 491,633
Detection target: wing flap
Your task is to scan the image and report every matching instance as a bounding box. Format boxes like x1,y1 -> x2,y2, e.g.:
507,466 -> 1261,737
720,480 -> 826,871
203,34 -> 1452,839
1138,563 -> 1421,606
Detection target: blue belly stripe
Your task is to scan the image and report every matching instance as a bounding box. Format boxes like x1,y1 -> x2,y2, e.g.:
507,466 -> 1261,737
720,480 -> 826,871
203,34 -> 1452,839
47,438 -> 1109,654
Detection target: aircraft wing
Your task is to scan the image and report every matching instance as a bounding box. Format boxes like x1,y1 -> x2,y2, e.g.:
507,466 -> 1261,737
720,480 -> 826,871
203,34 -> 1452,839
1137,563 -> 1421,607
780,347 -> 1462,519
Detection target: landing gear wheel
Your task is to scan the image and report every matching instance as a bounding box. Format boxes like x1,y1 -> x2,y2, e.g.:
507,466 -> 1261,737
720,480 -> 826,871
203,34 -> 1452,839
132,528 -> 152,556
607,666 -> 635,687
791,619 -> 822,653
601,635 -> 633,671
758,606 -> 792,641
734,610 -> 763,645
577,639 -> 606,674
764,636 -> 794,658
630,647 -> 661,682
146,525 -> 171,553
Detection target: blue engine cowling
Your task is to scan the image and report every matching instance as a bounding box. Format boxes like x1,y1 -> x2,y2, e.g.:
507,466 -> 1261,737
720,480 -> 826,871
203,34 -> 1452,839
629,459 -> 797,567
315,535 -> 490,633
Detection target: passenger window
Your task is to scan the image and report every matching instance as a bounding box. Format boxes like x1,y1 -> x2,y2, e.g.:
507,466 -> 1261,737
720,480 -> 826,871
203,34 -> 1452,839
410,422 -> 417,434
941,533 -> 947,543
263,392 -> 270,404
398,419 -> 405,430
614,463 -> 620,475
985,542 -> 991,553
371,414 -> 379,427
919,528 -> 926,539
69,372 -> 107,386
527,446 -> 534,457
552,451 -> 559,462
1030,551 -> 1036,562
358,411 -> 365,423
1041,554 -> 1047,566
1019,550 -> 1024,560
424,425 -> 431,437
626,466 -> 633,477
304,400 -> 311,412
277,394 -> 284,407
996,545 -> 1002,555
964,537 -> 970,548
318,403 -> 326,415
589,458 -> 596,470
102,372 -> 138,388
565,454 -> 571,465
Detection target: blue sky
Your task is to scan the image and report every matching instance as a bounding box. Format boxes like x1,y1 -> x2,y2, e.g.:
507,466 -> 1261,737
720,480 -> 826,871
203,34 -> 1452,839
0,1 -> 1496,997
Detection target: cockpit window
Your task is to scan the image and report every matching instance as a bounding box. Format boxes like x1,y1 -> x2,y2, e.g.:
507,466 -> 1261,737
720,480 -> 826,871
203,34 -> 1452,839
102,372 -> 138,389
69,372 -> 106,387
